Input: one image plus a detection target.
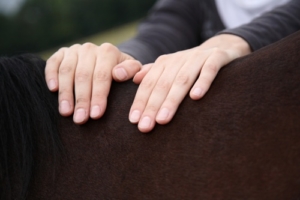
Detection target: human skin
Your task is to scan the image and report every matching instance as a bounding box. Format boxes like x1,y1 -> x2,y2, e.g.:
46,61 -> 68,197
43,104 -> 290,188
45,43 -> 141,124
45,34 -> 251,132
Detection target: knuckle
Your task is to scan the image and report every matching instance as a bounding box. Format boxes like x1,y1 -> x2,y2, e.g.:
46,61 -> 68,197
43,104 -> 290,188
46,58 -> 57,67
92,90 -> 106,99
94,70 -> 111,82
155,80 -> 171,91
156,55 -> 169,63
206,63 -> 219,74
175,74 -> 190,86
198,76 -> 212,87
75,71 -> 90,82
131,60 -> 142,69
212,48 -> 225,55
165,96 -> 178,105
82,42 -> 96,50
212,48 -> 228,60
58,89 -> 73,98
70,43 -> 81,49
58,47 -> 68,52
59,65 -> 73,75
132,99 -> 147,107
47,52 -> 63,65
146,104 -> 158,113
99,43 -> 117,53
173,52 -> 183,59
76,97 -> 89,105
140,78 -> 155,89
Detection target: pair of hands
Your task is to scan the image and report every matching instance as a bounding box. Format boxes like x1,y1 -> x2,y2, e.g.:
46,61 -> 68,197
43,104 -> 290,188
45,34 -> 250,133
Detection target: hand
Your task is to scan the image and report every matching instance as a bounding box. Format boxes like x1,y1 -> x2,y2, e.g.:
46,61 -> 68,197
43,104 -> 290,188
129,34 -> 251,133
45,42 -> 142,124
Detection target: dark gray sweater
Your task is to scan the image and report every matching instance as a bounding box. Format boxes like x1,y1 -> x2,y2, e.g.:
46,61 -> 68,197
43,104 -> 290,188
119,0 -> 300,64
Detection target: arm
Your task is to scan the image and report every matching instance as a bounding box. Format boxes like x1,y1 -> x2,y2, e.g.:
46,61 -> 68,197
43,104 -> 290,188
220,0 -> 300,51
45,0 -> 201,124
130,0 -> 300,133
118,0 -> 202,64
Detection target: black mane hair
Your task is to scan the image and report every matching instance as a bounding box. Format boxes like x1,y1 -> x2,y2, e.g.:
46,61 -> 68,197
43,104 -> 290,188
0,32 -> 300,200
0,54 -> 62,200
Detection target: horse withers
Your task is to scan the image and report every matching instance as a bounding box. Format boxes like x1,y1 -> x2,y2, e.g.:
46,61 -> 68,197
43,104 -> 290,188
1,31 -> 300,200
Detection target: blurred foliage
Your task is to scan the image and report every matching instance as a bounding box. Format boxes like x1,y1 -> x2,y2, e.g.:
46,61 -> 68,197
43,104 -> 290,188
0,0 -> 156,55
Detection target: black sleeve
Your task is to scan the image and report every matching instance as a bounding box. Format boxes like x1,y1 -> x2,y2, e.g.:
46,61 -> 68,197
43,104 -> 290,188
219,0 -> 300,51
118,0 -> 202,64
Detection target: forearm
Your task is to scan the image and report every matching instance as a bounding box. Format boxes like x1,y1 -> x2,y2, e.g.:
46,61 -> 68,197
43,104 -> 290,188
199,34 -> 251,59
219,0 -> 300,51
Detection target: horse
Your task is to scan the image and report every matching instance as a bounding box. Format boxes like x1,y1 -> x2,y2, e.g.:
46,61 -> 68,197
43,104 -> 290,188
1,31 -> 300,200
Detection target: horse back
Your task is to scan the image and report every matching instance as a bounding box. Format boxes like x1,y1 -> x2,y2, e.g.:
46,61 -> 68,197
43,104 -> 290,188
29,32 -> 300,199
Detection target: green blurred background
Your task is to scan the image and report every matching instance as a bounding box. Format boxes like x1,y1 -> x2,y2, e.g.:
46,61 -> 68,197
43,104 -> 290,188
0,0 -> 157,58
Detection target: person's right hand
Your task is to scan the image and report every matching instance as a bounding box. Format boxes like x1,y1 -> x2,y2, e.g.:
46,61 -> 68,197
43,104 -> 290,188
45,42 -> 142,124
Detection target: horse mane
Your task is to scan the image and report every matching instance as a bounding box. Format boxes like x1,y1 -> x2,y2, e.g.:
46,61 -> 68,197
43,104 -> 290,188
1,31 -> 300,199
0,54 -> 62,200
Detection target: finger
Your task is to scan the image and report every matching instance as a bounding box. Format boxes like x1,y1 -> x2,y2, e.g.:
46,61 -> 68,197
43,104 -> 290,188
73,43 -> 97,124
129,56 -> 168,126
45,48 -> 66,91
133,63 -> 153,84
137,66 -> 177,132
58,44 -> 80,117
155,58 -> 205,125
134,55 -> 185,133
113,59 -> 142,82
190,50 -> 229,100
90,43 -> 119,119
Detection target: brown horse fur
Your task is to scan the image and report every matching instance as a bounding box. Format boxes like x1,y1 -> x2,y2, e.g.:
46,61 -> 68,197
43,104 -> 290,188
1,31 -> 300,200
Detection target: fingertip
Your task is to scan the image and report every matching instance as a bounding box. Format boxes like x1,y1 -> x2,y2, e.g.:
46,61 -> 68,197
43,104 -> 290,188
47,79 -> 58,91
113,60 -> 142,82
190,87 -> 204,100
114,67 -> 128,81
73,108 -> 88,124
133,72 -> 143,84
133,63 -> 153,84
59,100 -> 73,116
90,105 -> 103,119
138,116 -> 154,133
156,108 -> 171,125
129,110 -> 141,124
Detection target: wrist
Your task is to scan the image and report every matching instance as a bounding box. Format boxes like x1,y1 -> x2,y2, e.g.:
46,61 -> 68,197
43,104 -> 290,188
217,34 -> 251,56
200,34 -> 251,58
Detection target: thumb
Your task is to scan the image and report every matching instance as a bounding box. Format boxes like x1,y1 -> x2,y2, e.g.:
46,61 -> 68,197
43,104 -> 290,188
133,63 -> 153,84
113,59 -> 142,82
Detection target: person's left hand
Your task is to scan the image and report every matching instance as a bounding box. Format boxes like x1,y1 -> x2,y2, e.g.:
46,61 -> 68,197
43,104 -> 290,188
129,34 -> 251,133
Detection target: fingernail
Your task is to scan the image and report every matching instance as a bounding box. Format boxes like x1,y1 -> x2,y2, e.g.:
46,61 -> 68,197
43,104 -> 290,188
192,87 -> 203,97
156,108 -> 169,121
74,108 -> 86,123
139,116 -> 151,130
129,110 -> 140,123
60,100 -> 70,114
115,68 -> 128,81
90,105 -> 101,118
48,79 -> 56,90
